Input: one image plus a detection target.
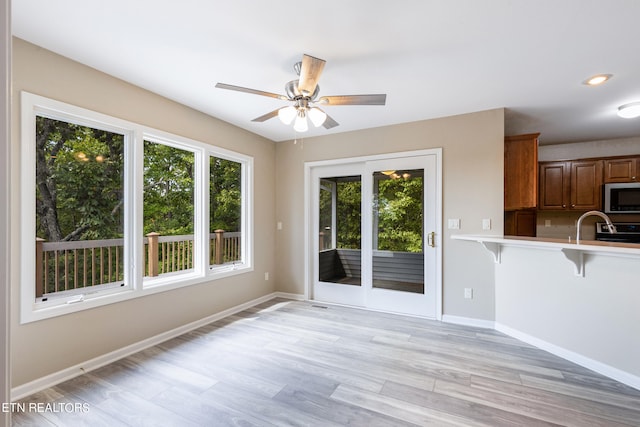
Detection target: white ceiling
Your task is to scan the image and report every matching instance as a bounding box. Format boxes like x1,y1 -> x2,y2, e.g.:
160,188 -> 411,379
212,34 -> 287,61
11,0 -> 640,144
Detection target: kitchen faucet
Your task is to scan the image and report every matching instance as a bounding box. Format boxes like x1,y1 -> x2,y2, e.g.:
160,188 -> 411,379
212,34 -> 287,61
576,210 -> 617,243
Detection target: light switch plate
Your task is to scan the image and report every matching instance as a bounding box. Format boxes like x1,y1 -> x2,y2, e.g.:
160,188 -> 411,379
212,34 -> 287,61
448,219 -> 460,230
482,218 -> 491,230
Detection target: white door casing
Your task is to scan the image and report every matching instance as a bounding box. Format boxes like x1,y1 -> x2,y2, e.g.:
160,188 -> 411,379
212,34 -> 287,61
305,149 -> 442,319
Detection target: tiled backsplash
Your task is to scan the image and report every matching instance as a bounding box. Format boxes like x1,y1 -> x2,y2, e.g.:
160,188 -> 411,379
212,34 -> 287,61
536,211 -> 640,240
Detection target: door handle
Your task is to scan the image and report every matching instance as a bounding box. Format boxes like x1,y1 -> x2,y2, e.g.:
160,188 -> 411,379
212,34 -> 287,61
428,231 -> 435,248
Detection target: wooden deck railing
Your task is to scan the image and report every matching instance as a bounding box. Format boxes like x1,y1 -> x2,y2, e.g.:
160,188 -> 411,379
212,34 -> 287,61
210,229 -> 241,266
36,237 -> 124,298
35,230 -> 241,297
144,233 -> 194,277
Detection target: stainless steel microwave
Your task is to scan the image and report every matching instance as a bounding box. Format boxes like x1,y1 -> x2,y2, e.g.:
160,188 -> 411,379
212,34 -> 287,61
604,182 -> 640,213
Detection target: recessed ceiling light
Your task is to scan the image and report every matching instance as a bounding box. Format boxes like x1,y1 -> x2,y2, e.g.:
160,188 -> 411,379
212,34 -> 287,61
617,102 -> 640,119
583,74 -> 612,86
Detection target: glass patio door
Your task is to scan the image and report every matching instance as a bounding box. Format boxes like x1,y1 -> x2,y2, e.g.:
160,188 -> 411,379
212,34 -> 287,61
312,163 -> 366,307
311,153 -> 440,318
364,156 -> 438,317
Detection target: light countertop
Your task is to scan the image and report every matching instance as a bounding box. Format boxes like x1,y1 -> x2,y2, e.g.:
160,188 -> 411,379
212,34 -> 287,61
451,234 -> 640,257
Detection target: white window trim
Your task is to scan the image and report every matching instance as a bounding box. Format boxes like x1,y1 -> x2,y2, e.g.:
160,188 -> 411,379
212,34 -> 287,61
20,92 -> 253,324
140,133 -> 205,288
207,147 -> 253,274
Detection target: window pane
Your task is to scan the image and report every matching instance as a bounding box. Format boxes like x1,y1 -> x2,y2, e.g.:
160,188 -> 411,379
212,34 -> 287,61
143,141 -> 195,277
336,179 -> 362,250
374,170 -> 423,252
319,180 -> 334,250
35,116 -> 125,299
210,156 -> 242,266
318,176 -> 361,286
372,169 -> 424,294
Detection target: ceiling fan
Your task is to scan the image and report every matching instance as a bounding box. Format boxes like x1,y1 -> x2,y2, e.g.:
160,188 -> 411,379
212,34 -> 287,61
215,54 -> 386,132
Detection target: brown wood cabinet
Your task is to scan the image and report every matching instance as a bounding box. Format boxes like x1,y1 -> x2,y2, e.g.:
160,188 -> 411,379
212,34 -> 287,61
538,160 -> 603,210
504,209 -> 536,237
504,134 -> 539,236
538,162 -> 566,210
604,157 -> 640,183
504,133 -> 539,210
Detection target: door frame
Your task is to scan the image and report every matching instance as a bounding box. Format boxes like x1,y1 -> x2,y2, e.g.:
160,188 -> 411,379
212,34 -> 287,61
304,148 -> 443,320
2,0 -> 11,420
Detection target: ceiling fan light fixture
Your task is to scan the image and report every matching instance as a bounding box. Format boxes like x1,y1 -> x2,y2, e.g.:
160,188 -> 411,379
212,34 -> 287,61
294,111 -> 309,132
308,107 -> 327,127
617,102 -> 640,119
278,106 -> 297,125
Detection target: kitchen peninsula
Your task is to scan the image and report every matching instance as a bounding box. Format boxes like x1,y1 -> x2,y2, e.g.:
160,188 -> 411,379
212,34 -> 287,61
453,234 -> 640,391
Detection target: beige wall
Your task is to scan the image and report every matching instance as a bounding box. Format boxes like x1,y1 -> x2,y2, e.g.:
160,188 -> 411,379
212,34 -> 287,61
10,38 -> 277,387
538,136 -> 640,162
275,109 -> 504,320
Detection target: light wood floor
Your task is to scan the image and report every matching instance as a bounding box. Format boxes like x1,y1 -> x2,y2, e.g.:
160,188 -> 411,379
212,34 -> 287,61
12,299 -> 640,426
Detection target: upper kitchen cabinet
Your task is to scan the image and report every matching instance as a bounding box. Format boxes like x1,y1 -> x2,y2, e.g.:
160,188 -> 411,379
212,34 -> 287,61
538,162 -> 567,210
504,133 -> 539,210
539,160 -> 603,210
604,156 -> 640,183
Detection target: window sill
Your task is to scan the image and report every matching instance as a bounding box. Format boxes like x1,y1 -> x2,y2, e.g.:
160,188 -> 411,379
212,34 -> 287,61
22,264 -> 253,324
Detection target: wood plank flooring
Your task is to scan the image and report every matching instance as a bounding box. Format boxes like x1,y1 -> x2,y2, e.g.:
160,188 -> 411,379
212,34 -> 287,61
11,299 -> 640,426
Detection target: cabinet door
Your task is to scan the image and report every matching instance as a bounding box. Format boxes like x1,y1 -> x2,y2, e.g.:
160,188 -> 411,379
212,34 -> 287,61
538,162 -> 569,209
504,134 -> 538,210
604,157 -> 639,183
504,210 -> 536,237
570,160 -> 603,210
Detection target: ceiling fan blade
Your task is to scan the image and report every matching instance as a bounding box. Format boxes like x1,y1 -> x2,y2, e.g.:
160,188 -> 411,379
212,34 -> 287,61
318,94 -> 387,106
215,83 -> 287,100
297,54 -> 326,97
251,109 -> 281,122
322,113 -> 339,129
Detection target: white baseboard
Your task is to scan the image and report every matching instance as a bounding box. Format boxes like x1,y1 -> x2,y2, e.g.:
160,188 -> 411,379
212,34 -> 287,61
442,314 -> 495,329
11,292 -> 298,401
272,291 -> 305,301
495,322 -> 640,392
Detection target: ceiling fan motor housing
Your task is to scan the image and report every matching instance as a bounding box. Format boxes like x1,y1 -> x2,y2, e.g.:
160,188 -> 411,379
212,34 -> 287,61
285,80 -> 320,102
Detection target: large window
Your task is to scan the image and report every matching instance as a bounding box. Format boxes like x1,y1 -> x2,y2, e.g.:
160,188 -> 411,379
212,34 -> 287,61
143,140 -> 195,278
21,92 -> 253,323
210,156 -> 243,269
35,117 -> 126,299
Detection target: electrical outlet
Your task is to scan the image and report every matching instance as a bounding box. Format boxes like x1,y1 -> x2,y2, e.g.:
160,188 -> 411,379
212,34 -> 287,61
448,219 -> 460,230
545,219 -> 551,227
482,218 -> 491,230
264,272 -> 269,281
464,288 -> 473,299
